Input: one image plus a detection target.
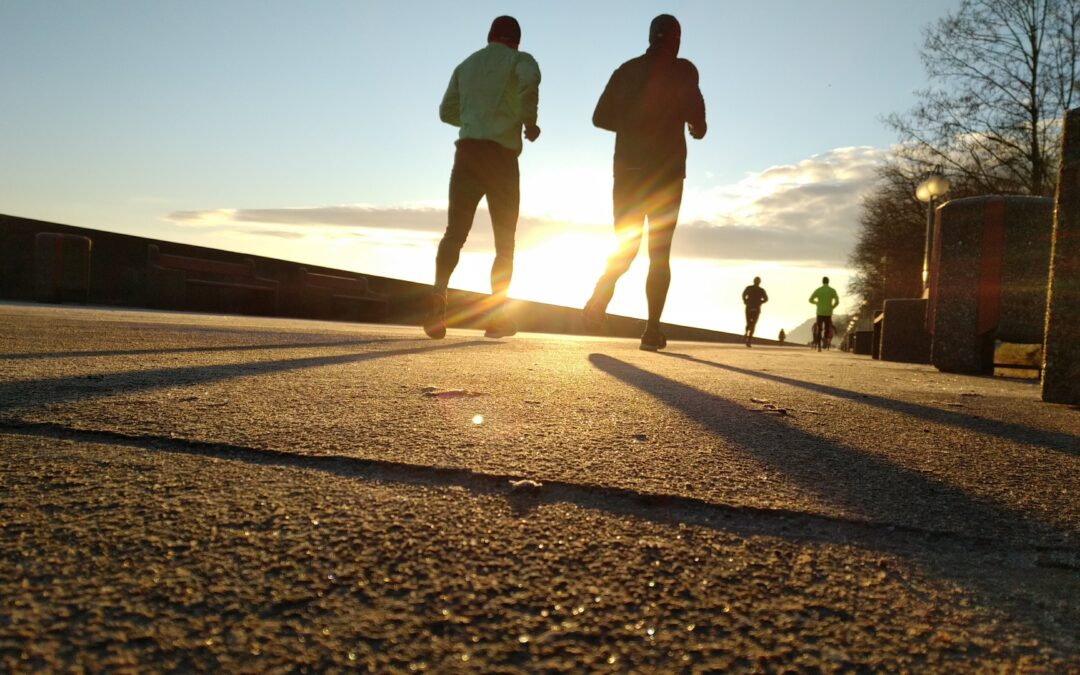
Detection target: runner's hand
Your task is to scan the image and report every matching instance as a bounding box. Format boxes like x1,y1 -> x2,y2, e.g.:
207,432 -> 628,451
524,124 -> 541,142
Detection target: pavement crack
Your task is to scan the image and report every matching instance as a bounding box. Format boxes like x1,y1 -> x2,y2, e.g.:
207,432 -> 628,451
1,418 -> 1075,558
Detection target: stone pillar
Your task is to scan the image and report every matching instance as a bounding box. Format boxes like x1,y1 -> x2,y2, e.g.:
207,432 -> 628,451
871,309 -> 883,359
880,298 -> 930,363
927,195 -> 1053,374
1042,108 -> 1080,403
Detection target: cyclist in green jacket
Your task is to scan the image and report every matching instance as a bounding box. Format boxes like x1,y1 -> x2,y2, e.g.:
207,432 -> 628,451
809,277 -> 839,351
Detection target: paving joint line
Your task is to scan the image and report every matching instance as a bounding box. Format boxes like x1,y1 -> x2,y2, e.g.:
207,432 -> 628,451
1,418 -> 1076,559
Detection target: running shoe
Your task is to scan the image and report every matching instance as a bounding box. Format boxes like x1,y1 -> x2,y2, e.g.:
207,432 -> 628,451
484,317 -> 518,339
639,325 -> 667,351
423,293 -> 447,340
582,298 -> 606,334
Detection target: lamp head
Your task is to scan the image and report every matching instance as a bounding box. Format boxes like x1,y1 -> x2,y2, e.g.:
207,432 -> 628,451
916,173 -> 950,202
927,175 -> 950,197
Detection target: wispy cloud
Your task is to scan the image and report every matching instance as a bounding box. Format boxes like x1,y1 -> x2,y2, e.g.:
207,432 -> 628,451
169,205 -> 449,233
675,146 -> 886,264
165,145 -> 886,267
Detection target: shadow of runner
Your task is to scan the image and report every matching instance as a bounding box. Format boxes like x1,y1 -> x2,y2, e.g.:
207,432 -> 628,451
0,340 -> 494,414
588,354 -> 1073,547
0,338 -> 412,361
586,353 -> 1079,657
660,351 -> 1079,456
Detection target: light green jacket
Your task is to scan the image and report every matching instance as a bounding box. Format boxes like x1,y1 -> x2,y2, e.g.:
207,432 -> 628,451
809,284 -> 840,316
440,42 -> 541,156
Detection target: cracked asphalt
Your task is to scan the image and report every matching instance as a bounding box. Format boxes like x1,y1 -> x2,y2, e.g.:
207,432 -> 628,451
1,303 -> 1077,671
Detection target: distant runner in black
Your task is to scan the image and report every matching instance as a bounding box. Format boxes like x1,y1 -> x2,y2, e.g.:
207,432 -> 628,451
582,14 -> 707,352
742,276 -> 768,347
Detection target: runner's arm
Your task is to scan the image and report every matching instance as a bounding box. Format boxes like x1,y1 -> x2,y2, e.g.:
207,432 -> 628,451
439,68 -> 461,127
684,62 -> 706,139
516,54 -> 541,130
593,69 -> 620,132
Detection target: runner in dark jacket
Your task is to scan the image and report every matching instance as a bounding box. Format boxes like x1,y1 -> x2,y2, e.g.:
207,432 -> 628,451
582,14 -> 707,351
742,276 -> 768,347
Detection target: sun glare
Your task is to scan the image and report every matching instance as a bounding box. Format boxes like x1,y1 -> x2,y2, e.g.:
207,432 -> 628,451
523,168 -> 612,224
512,233 -> 613,308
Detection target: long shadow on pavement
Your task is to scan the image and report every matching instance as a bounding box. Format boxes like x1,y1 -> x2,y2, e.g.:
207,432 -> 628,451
588,354 -> 1073,547
1,338 -> 1073,653
660,352 -> 1079,457
0,340 -> 493,414
585,353 -> 1078,655
0,338 -> 410,361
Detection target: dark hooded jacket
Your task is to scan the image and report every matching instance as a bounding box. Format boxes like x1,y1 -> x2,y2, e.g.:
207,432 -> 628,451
593,36 -> 706,179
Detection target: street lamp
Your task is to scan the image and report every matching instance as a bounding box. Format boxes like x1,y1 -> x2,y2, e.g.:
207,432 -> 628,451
915,171 -> 950,294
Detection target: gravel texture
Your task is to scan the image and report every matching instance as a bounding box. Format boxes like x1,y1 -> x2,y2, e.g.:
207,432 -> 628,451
0,303 -> 1077,671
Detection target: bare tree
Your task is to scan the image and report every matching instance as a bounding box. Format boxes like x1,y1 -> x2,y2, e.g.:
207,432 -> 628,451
887,0 -> 1080,197
848,161 -> 927,313
848,153 -> 996,315
850,0 -> 1080,315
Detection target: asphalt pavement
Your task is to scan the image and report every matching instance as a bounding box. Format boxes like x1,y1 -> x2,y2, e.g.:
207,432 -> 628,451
1,302 -> 1077,671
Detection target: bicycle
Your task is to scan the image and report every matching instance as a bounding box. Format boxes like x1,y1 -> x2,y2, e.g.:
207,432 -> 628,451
811,319 -> 834,352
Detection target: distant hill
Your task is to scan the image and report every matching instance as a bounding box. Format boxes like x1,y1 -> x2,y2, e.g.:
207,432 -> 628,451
785,318 -> 816,344
786,314 -> 850,345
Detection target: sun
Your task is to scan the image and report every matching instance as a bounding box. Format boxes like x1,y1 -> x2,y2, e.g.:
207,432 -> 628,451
511,232 -> 614,308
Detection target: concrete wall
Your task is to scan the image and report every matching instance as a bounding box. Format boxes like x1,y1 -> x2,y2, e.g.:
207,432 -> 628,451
0,214 -> 761,345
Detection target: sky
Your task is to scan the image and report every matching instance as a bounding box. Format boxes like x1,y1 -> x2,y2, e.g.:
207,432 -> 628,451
0,0 -> 961,337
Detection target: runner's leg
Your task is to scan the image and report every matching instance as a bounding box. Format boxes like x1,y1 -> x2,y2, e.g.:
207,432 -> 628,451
435,143 -> 485,293
587,170 -> 648,316
644,176 -> 683,327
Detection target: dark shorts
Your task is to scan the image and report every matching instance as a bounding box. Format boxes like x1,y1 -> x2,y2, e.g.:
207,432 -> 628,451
612,167 -> 684,229
815,315 -> 833,337
445,139 -> 520,255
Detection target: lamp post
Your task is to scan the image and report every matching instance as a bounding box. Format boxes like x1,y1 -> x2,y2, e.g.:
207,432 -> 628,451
915,172 -> 950,294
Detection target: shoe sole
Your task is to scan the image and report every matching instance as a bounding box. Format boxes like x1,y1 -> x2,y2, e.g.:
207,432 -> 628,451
581,304 -> 606,334
485,320 -> 518,339
424,295 -> 447,340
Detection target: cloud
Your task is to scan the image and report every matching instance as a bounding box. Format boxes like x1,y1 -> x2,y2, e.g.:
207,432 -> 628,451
166,204 -> 560,251
169,205 -> 449,233
164,145 -> 887,267
677,146 -> 886,264
671,221 -> 846,265
243,229 -> 308,240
